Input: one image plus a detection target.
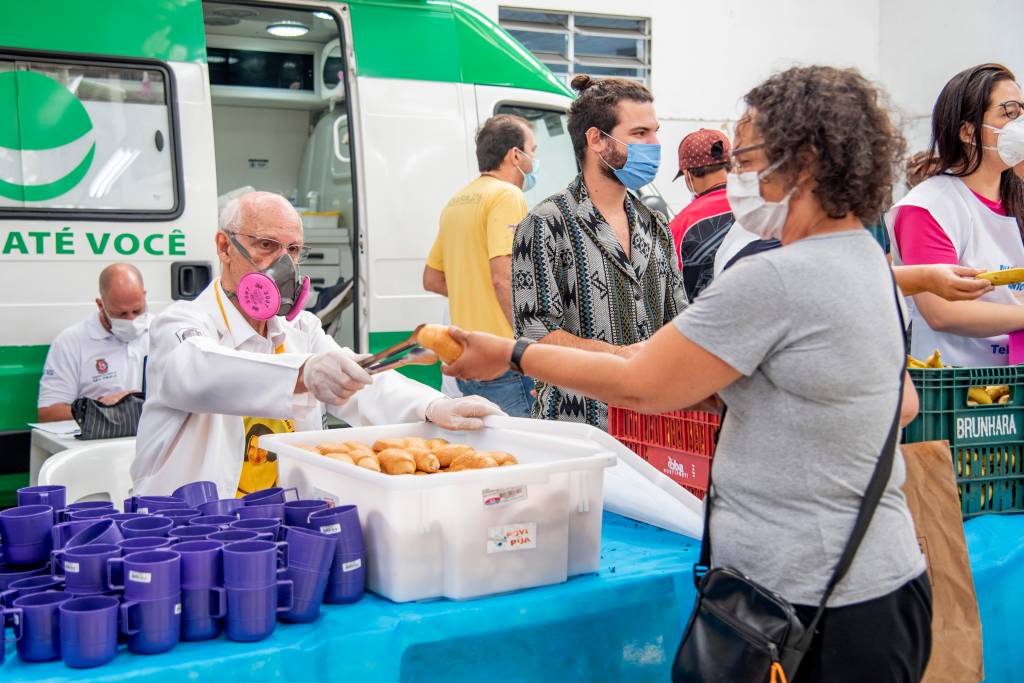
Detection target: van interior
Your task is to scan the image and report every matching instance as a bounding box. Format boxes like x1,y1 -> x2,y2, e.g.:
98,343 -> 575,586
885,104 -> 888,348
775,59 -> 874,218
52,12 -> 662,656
203,2 -> 356,350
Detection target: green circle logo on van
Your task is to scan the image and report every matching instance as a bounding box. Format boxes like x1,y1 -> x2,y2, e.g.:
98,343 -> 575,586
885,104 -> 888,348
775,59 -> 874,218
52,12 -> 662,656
0,70 -> 96,202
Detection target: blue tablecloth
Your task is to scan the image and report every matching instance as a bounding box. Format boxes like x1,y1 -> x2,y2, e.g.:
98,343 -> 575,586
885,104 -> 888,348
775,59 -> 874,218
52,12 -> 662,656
1,512 -> 1021,682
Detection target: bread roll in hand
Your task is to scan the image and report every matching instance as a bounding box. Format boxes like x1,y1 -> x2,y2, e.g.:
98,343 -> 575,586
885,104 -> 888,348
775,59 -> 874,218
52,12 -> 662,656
417,324 -> 463,364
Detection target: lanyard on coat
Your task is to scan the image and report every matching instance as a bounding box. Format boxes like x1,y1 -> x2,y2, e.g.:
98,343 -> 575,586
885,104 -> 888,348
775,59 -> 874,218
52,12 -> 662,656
214,279 -> 285,354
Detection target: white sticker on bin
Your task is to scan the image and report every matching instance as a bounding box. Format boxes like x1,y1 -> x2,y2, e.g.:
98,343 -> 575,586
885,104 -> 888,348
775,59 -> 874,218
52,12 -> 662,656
482,486 -> 527,507
319,523 -> 341,535
64,561 -> 80,573
174,603 -> 182,615
312,488 -> 339,507
342,558 -> 362,572
487,523 -> 537,554
129,570 -> 152,584
137,508 -> 149,514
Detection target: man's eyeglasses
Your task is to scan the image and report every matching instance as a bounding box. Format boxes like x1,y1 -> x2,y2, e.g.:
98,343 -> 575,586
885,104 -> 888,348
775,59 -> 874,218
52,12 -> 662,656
229,232 -> 311,263
991,100 -> 1024,120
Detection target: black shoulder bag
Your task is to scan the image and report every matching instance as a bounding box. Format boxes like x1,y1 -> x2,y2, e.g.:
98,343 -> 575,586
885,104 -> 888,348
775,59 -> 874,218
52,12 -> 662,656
671,276 -> 908,683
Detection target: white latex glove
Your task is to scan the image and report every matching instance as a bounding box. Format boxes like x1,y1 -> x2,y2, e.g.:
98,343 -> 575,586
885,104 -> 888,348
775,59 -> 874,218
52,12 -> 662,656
301,349 -> 372,405
425,395 -> 505,430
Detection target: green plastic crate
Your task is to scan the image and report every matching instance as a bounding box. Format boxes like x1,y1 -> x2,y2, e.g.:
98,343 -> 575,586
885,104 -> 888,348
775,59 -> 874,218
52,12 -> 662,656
904,366 -> 1024,518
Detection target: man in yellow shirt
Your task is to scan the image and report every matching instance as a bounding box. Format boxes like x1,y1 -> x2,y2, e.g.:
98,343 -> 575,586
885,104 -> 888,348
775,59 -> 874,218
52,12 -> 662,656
423,114 -> 537,416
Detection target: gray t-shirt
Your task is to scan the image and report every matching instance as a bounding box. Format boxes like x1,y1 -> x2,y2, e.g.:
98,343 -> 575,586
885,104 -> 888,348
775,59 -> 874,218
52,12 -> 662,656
675,229 -> 925,607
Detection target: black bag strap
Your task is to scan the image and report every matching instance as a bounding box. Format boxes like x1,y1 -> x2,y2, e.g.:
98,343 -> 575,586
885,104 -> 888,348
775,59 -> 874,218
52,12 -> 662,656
695,271 -> 909,643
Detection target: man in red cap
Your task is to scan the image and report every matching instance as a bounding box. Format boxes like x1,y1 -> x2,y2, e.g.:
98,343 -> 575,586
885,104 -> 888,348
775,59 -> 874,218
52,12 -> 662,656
669,128 -> 735,301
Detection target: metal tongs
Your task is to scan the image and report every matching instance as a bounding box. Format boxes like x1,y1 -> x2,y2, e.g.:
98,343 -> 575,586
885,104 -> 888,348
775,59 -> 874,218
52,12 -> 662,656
358,324 -> 439,375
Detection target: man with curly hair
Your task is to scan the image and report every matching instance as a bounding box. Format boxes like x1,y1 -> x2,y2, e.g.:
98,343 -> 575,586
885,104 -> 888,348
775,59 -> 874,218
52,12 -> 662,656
510,75 -> 687,430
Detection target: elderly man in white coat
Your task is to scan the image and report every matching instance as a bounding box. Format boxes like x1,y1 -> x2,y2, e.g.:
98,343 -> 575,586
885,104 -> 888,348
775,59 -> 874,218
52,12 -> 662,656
133,191 -> 502,497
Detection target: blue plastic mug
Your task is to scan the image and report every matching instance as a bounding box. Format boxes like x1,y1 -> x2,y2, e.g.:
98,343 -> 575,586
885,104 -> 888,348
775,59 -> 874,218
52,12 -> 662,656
64,519 -> 123,549
17,485 -> 66,520
103,512 -> 149,530
117,537 -> 172,555
59,595 -> 120,668
58,501 -> 114,523
0,504 -> 54,566
0,574 -> 64,608
124,495 -> 188,514
121,516 -> 174,539
121,595 -> 181,655
155,509 -> 202,527
230,517 -> 280,540
108,550 -> 180,600
197,498 -> 244,517
324,550 -> 366,605
283,500 -> 329,528
279,527 -> 336,623
67,508 -> 113,522
309,505 -> 364,555
170,525 -> 220,542
9,590 -> 73,662
171,481 -> 219,508
51,520 -> 92,550
241,486 -> 297,506
175,540 -> 226,642
236,503 -> 284,522
0,562 -> 51,591
192,514 -> 236,530
53,543 -> 120,596
224,581 -> 292,642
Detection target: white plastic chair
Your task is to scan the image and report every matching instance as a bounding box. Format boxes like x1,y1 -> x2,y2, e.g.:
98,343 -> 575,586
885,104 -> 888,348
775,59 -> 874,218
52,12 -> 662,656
38,441 -> 136,505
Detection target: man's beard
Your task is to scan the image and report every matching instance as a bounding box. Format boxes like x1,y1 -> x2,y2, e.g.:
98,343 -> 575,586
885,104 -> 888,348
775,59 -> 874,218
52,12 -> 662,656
597,143 -> 628,184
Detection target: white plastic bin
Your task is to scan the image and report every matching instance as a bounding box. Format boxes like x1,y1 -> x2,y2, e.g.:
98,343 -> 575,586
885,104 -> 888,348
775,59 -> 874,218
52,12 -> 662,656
263,416 -> 616,602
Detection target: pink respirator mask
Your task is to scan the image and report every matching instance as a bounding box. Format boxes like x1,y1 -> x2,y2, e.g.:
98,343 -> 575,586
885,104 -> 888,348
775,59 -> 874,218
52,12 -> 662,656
227,234 -> 310,321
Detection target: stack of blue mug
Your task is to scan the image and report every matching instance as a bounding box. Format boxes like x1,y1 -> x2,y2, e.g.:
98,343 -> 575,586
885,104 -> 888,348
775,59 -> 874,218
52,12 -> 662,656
0,481 -> 366,669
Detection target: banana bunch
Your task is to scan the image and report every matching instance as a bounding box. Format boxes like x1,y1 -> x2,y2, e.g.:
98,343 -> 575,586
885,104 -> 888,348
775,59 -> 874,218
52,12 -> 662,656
907,350 -> 944,369
967,385 -> 1011,406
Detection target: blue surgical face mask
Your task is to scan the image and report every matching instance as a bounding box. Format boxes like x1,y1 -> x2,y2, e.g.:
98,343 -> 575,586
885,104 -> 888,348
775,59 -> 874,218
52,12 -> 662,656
599,130 -> 661,190
515,149 -> 539,192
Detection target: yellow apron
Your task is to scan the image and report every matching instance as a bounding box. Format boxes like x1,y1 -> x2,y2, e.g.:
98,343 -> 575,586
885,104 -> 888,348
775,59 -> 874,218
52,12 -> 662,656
215,282 -> 295,497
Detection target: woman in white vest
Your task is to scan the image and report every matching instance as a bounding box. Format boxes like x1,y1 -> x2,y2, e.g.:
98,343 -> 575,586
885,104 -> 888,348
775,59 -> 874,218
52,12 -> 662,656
888,63 -> 1024,366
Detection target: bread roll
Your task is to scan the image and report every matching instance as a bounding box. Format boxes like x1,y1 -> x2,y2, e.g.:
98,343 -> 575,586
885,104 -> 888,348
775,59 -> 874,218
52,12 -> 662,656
355,454 -> 381,472
402,437 -> 428,449
296,444 -> 321,454
373,438 -> 406,453
344,440 -> 371,452
324,451 -> 355,465
416,324 -> 463,364
377,448 -> 416,475
316,442 -> 349,454
433,444 -> 473,468
407,446 -> 440,473
489,452 -> 518,467
449,452 -> 498,471
425,438 -> 449,450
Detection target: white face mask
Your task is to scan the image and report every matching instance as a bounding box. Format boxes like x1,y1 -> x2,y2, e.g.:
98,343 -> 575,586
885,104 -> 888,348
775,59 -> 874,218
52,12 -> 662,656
108,312 -> 150,343
983,117 -> 1024,167
725,158 -> 794,240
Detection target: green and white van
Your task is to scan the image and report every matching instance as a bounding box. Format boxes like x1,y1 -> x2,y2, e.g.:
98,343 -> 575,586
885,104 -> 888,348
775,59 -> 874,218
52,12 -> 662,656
0,0 -> 588,490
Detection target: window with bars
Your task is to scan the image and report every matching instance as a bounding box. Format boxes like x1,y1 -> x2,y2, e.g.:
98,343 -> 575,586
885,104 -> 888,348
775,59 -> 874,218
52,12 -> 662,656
498,8 -> 651,85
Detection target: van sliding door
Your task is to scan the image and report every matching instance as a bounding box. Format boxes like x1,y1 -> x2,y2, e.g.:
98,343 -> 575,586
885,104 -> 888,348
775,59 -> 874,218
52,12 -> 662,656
202,1 -> 361,350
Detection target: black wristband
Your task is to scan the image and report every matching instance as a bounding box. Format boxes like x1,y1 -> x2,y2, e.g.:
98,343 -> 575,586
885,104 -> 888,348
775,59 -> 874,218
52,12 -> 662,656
509,338 -> 535,374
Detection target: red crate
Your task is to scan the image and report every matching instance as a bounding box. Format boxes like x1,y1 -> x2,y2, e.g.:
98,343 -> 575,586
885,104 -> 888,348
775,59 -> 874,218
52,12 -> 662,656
608,406 -> 721,499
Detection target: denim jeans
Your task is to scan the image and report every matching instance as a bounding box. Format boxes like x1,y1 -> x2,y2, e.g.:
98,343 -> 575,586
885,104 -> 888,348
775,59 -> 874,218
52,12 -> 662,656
456,370 -> 535,418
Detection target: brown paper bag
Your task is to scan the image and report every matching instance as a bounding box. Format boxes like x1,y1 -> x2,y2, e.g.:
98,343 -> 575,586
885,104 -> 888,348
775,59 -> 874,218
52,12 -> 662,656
901,441 -> 984,683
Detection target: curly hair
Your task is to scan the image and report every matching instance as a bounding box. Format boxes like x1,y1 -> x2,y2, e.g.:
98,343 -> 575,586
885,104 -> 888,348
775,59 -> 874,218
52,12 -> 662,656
567,74 -> 653,162
743,66 -> 906,222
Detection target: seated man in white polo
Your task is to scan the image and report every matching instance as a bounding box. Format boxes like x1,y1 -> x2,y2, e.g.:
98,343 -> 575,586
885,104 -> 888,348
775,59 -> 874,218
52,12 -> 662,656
37,263 -> 150,422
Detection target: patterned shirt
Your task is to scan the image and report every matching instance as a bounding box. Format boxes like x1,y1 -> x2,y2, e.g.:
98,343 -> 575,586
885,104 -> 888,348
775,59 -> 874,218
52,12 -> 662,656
512,174 -> 688,429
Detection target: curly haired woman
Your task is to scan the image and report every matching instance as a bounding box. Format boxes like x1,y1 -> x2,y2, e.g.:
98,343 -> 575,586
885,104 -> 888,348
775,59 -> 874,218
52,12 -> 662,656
444,66 -> 932,682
